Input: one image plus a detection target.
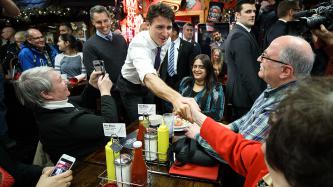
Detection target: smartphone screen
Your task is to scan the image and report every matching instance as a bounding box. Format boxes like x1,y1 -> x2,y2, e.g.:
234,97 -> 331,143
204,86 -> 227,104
92,60 -> 105,74
50,154 -> 75,176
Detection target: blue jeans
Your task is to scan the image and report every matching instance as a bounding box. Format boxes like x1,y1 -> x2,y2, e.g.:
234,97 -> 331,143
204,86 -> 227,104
0,73 -> 8,136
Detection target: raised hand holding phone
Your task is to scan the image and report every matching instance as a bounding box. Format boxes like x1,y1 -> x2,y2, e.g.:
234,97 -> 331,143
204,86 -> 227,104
92,60 -> 106,75
50,154 -> 75,177
98,73 -> 113,96
37,167 -> 73,187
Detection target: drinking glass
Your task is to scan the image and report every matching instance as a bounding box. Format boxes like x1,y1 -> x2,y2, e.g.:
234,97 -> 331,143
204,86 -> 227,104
162,113 -> 174,137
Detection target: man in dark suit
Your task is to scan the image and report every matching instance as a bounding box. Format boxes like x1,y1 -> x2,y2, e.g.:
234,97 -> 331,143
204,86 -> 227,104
160,22 -> 197,90
224,0 -> 266,120
262,0 -> 300,50
182,22 -> 201,54
159,22 -> 198,112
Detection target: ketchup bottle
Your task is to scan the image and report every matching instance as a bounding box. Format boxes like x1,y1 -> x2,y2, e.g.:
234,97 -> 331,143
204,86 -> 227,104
131,141 -> 147,186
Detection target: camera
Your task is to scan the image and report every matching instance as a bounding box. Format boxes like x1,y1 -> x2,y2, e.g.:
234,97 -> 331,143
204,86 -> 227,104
287,2 -> 333,41
294,2 -> 333,29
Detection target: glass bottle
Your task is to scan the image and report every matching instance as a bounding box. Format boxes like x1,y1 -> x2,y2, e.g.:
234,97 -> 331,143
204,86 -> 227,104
144,131 -> 157,161
131,141 -> 147,187
137,116 -> 146,142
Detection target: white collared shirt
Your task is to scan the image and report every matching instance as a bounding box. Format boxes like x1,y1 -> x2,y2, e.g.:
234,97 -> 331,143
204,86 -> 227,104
96,30 -> 113,41
183,37 -> 192,43
236,22 -> 252,32
42,99 -> 74,110
121,31 -> 170,85
168,37 -> 180,74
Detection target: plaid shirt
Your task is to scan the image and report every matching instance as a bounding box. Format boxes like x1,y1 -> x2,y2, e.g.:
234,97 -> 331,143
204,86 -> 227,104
196,81 -> 296,162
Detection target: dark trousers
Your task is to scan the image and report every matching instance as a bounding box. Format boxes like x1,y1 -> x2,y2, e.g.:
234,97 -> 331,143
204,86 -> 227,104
117,76 -> 154,124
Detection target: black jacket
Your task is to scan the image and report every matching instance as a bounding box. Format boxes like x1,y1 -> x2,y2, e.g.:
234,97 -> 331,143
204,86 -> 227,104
160,38 -> 199,90
224,24 -> 266,108
35,84 -> 118,163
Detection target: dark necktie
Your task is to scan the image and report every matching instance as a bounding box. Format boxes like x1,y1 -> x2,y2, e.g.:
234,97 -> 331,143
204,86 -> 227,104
105,35 -> 112,41
154,47 -> 161,70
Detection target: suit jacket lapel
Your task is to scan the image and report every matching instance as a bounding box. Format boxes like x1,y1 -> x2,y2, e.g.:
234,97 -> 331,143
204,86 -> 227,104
235,24 -> 259,51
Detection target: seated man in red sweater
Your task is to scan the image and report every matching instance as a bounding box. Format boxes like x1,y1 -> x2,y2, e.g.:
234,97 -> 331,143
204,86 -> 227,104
182,77 -> 333,187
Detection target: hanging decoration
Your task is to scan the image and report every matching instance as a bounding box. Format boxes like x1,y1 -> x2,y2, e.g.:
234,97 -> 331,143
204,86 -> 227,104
0,6 -> 120,29
120,0 -> 143,42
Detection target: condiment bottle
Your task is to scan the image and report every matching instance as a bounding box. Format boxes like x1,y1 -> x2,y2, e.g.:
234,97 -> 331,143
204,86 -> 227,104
131,141 -> 147,186
144,131 -> 157,161
105,139 -> 120,182
137,116 -> 146,142
157,120 -> 169,162
115,154 -> 132,187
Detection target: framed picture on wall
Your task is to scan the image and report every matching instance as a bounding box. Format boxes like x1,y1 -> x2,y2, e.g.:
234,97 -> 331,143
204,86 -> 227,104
197,22 -> 229,56
207,2 -> 224,23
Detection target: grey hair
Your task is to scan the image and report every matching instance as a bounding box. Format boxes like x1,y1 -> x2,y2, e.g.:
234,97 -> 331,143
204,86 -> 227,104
14,66 -> 53,108
279,41 -> 314,78
89,5 -> 110,21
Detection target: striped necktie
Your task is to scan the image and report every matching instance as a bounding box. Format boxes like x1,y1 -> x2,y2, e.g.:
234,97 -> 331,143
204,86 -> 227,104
154,47 -> 161,70
168,42 -> 175,76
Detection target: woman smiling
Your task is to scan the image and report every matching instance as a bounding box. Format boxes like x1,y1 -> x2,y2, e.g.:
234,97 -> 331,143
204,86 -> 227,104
179,54 -> 224,121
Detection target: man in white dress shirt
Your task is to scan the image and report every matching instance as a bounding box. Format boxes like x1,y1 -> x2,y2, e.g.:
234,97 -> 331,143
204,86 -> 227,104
117,3 -> 192,123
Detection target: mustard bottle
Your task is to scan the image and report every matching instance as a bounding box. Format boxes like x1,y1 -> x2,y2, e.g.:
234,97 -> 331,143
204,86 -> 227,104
105,139 -> 120,182
157,120 -> 169,162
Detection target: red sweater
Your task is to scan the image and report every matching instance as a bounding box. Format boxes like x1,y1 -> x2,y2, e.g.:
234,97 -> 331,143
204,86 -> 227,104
0,166 -> 15,187
201,117 -> 269,187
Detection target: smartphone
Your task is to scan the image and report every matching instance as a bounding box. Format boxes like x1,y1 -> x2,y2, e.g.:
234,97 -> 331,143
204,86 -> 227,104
50,154 -> 76,176
92,60 -> 105,75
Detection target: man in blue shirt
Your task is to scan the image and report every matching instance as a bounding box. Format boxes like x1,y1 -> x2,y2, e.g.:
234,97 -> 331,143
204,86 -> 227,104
196,35 -> 314,162
18,28 -> 58,71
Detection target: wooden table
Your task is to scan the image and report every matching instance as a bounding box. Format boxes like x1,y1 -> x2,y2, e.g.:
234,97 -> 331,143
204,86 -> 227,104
72,122 -> 222,187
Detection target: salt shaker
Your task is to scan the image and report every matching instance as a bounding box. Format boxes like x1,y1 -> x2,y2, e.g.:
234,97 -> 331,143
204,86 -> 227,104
114,154 -> 132,187
144,131 -> 157,161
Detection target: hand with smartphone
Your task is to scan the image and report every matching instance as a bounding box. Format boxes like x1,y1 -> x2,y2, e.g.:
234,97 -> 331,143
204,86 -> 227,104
89,60 -> 108,88
49,154 -> 75,177
93,60 -> 106,75
36,154 -> 75,187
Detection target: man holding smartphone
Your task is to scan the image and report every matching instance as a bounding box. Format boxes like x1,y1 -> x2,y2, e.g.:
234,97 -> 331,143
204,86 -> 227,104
83,5 -> 127,84
83,5 -> 127,120
117,2 -> 193,123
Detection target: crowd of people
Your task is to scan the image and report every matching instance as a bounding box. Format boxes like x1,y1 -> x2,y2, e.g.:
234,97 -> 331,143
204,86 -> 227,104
1,0 -> 333,186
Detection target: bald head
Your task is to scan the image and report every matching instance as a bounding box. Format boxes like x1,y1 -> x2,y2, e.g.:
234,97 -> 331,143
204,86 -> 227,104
1,26 -> 15,40
14,31 -> 26,47
26,28 -> 45,49
271,36 -> 314,77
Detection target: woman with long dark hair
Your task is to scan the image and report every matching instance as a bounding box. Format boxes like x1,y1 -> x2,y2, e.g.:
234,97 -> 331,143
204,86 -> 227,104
55,34 -> 86,81
179,54 -> 224,121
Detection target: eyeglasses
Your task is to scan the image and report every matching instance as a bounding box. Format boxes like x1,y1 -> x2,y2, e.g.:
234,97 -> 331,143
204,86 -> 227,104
259,53 -> 289,65
31,36 -> 44,40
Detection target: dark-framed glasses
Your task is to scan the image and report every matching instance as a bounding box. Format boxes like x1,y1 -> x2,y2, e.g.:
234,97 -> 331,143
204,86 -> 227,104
31,36 -> 44,40
260,53 -> 289,65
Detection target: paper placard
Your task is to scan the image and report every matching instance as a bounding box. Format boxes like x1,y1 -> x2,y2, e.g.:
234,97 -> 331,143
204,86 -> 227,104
138,104 -> 156,115
103,123 -> 126,137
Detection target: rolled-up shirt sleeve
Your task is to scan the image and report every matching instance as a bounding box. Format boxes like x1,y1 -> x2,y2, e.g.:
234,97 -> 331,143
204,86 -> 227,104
129,42 -> 157,83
